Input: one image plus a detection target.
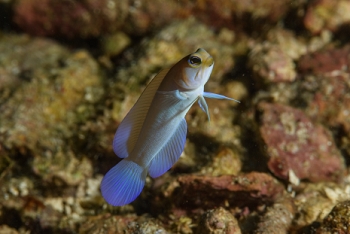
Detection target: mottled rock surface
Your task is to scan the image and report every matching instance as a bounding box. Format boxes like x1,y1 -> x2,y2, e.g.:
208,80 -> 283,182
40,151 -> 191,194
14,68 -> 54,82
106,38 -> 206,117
316,200 -> 350,234
14,0 -> 129,38
304,0 -> 350,34
196,207 -> 241,234
257,102 -> 345,182
79,214 -> 169,234
13,0 -> 290,38
168,172 -> 284,211
295,47 -> 350,164
254,197 -> 295,234
293,181 -> 350,231
249,43 -> 297,83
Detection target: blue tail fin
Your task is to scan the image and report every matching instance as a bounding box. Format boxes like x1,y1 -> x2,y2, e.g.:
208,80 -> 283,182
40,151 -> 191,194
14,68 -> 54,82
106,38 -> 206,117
101,159 -> 146,206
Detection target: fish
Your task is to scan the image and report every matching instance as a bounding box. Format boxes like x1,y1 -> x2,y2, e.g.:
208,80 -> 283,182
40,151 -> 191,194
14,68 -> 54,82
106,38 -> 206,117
101,48 -> 239,206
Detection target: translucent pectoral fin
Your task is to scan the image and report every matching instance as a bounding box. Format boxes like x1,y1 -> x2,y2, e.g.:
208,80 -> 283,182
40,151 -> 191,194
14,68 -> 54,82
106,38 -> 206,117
148,118 -> 187,178
203,92 -> 240,103
198,95 -> 210,121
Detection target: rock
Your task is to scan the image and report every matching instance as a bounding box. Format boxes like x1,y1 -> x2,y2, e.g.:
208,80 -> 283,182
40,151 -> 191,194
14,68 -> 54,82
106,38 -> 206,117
79,214 -> 168,234
249,43 -> 297,84
79,214 -> 138,234
13,0 -> 291,38
266,28 -> 307,60
0,225 -> 18,234
298,46 -> 350,75
254,197 -> 295,234
0,34 -> 111,218
200,146 -> 242,176
0,35 -> 103,152
304,0 -> 350,34
32,152 -> 93,186
196,207 -> 242,234
297,47 -> 350,162
163,172 -> 284,211
0,35 -> 103,185
316,200 -> 350,234
175,143 -> 243,177
257,102 -> 345,182
296,47 -> 350,132
1,177 -> 33,199
13,0 -> 128,38
293,182 -> 350,230
0,146 -> 13,181
100,32 -> 131,57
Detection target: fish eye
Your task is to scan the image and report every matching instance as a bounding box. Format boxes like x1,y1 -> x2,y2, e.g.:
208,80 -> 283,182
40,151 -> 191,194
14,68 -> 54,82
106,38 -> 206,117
188,56 -> 201,66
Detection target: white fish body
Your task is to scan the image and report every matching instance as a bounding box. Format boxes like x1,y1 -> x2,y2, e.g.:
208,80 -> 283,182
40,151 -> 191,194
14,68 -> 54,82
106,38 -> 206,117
101,48 -> 239,206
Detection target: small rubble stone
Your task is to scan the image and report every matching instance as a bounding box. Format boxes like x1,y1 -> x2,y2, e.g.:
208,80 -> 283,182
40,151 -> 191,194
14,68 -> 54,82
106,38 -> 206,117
316,200 -> 350,234
249,43 -> 297,84
168,172 -> 284,210
80,215 -> 168,234
196,207 -> 242,234
293,182 -> 350,230
304,0 -> 350,34
200,146 -> 242,176
0,225 -> 18,234
254,197 -> 295,234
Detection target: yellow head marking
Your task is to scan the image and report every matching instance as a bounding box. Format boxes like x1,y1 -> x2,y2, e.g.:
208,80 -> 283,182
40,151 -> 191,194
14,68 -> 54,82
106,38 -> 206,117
175,48 -> 214,90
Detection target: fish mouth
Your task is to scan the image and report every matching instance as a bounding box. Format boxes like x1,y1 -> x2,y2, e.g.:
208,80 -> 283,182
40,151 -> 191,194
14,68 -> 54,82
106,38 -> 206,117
194,58 -> 214,83
180,48 -> 214,89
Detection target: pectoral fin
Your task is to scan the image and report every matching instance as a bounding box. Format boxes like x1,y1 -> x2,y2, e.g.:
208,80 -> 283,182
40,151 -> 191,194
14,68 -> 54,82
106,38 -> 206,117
198,95 -> 210,121
203,92 -> 240,103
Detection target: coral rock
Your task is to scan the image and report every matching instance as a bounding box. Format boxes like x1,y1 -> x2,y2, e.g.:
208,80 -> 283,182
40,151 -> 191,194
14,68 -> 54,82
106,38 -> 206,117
255,197 -> 295,234
13,0 -> 127,38
257,102 -> 345,182
172,172 -> 284,210
196,207 -> 242,234
298,47 -> 350,75
304,0 -> 350,34
249,43 -> 297,84
316,200 -> 350,234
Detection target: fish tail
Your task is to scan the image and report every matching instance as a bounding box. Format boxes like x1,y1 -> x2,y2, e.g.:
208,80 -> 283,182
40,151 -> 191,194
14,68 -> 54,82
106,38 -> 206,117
101,159 -> 146,206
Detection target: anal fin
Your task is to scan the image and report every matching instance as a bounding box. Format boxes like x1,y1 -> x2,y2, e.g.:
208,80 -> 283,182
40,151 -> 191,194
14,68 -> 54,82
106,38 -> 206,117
148,118 -> 187,178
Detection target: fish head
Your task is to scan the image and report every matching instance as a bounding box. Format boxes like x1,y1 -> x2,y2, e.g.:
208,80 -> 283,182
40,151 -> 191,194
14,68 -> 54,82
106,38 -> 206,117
175,48 -> 214,90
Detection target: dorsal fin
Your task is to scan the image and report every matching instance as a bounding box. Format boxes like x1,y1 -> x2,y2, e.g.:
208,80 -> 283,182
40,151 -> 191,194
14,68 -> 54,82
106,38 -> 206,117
113,68 -> 170,158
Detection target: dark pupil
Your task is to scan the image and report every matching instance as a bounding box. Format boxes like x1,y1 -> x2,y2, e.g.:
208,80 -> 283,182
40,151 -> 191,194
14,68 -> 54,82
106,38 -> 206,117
189,56 -> 201,65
